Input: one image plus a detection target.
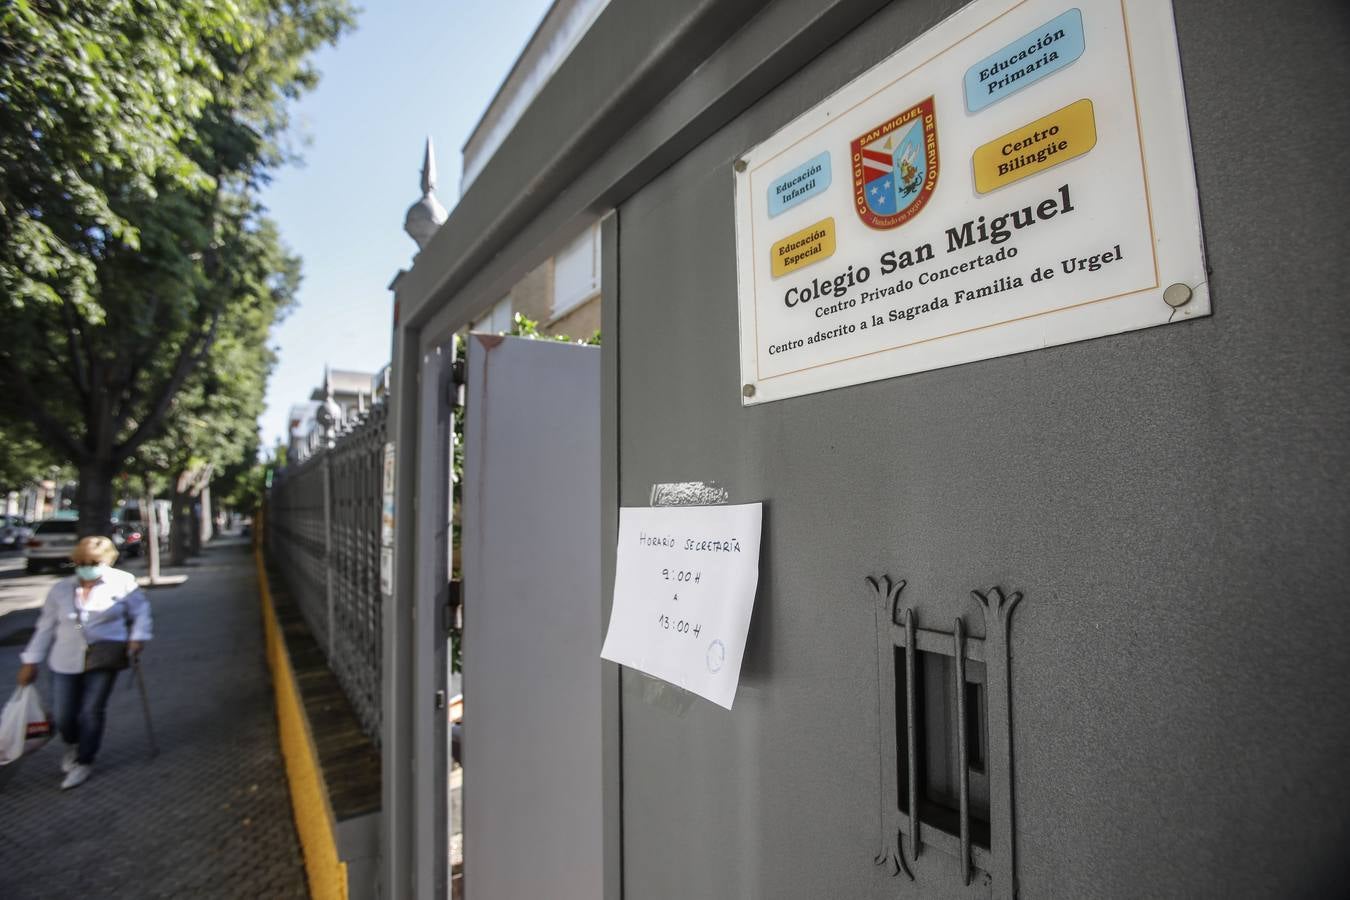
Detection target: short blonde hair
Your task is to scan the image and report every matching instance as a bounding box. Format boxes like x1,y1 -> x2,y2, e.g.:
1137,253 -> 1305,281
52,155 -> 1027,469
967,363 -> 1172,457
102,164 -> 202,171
72,535 -> 119,566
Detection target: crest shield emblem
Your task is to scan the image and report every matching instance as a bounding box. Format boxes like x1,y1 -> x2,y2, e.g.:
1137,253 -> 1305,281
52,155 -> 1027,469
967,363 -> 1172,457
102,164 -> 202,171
851,97 -> 939,230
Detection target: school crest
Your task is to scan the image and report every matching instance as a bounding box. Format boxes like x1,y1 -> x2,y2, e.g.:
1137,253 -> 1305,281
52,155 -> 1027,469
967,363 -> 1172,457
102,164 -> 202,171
851,97 -> 939,230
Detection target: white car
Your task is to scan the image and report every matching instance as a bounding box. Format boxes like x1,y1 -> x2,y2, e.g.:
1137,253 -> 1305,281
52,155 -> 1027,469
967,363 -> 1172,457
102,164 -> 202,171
24,519 -> 80,574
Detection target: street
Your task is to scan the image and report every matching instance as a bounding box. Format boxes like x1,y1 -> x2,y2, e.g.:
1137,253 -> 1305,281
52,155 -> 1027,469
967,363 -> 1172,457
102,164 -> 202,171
0,549 -> 64,621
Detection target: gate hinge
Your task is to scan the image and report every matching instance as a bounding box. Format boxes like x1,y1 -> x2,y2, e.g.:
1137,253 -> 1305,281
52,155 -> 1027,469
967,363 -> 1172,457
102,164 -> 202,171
447,359 -> 466,407
446,579 -> 462,636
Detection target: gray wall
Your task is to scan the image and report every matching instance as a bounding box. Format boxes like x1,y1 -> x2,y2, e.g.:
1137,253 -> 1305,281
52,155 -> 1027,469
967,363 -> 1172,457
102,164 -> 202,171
611,1 -> 1350,897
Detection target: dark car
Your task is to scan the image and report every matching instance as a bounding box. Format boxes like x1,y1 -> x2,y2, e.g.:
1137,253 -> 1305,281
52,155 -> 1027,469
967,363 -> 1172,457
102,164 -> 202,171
113,521 -> 146,558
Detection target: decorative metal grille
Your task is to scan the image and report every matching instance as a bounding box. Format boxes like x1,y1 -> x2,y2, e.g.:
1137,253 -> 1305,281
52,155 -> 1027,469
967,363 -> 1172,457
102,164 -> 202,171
868,576 -> 1022,897
268,403 -> 387,743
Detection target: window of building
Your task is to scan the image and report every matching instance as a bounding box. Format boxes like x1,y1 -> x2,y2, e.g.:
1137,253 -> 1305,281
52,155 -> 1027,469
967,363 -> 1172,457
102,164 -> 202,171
551,223 -> 599,320
473,295 -> 514,334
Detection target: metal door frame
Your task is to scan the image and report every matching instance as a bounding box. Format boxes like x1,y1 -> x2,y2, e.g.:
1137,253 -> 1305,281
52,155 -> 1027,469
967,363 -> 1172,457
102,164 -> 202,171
384,322 -> 454,900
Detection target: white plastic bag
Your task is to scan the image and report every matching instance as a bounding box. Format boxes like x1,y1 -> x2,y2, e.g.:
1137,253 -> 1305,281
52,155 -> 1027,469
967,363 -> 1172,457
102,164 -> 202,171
0,684 -> 53,765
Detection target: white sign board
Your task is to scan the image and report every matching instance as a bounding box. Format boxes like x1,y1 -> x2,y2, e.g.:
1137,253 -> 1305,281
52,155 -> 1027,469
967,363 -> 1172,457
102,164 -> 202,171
734,0 -> 1207,404
601,504 -> 763,709
380,441 -> 395,596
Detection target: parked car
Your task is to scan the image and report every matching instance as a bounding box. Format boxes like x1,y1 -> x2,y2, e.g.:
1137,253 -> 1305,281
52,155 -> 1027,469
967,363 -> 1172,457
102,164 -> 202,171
25,519 -> 80,573
118,502 -> 170,550
113,521 -> 146,558
0,515 -> 32,549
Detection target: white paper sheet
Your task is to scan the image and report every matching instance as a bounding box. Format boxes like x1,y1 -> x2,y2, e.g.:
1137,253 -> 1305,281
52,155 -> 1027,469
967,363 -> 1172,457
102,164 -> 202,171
601,503 -> 763,709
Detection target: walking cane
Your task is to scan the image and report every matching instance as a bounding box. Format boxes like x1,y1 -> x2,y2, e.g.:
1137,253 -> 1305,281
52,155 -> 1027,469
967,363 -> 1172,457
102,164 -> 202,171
130,655 -> 160,758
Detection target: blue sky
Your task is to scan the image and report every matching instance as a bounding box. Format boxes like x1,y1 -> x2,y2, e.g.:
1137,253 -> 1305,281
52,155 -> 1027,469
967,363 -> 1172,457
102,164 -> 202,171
259,0 -> 555,450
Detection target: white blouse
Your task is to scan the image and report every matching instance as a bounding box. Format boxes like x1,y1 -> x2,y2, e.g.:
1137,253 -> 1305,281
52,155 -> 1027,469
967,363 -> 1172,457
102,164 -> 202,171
20,569 -> 153,674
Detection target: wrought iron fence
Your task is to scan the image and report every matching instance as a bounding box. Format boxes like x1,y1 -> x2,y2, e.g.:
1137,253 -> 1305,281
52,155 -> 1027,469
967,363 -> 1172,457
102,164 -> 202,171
268,402 -> 386,743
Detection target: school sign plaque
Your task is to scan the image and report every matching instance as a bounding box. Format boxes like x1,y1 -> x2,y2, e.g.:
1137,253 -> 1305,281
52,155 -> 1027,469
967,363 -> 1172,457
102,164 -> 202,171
733,0 -> 1207,405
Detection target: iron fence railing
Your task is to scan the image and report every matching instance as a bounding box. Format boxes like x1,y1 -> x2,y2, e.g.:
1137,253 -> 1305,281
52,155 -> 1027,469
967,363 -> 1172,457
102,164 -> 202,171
268,402 -> 386,743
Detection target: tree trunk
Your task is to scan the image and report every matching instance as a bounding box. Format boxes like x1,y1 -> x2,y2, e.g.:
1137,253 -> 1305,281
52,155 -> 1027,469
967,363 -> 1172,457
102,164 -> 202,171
75,461 -> 115,538
199,484 -> 213,545
189,498 -> 202,556
170,478 -> 193,565
145,492 -> 162,582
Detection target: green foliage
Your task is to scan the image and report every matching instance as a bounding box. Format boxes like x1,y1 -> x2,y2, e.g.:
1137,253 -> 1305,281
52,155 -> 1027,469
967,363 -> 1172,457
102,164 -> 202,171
0,0 -> 354,533
0,420 -> 60,494
135,209 -> 301,484
216,459 -> 270,513
506,312 -> 602,346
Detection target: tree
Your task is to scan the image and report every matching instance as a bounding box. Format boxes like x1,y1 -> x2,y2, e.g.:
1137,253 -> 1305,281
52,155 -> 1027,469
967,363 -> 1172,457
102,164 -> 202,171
0,0 -> 353,536
215,457 -> 269,519
0,420 -> 59,497
132,208 -> 299,561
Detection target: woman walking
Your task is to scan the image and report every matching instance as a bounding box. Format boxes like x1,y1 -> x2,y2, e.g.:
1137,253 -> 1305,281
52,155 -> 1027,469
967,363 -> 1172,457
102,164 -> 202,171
15,535 -> 153,789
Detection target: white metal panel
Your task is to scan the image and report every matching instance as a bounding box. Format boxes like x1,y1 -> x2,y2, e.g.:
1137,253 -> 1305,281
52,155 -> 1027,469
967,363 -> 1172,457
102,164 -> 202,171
461,334 -> 603,900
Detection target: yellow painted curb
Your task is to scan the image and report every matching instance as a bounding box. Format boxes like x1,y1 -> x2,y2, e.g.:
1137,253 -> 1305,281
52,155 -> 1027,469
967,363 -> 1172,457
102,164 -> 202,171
255,521 -> 349,900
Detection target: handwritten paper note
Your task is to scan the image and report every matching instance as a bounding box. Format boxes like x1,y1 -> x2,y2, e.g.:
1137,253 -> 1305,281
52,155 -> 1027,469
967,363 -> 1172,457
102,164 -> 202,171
601,503 -> 762,709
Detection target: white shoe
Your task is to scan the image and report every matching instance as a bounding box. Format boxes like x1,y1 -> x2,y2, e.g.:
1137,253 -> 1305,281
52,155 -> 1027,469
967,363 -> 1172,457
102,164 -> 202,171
61,746 -> 78,774
60,764 -> 92,790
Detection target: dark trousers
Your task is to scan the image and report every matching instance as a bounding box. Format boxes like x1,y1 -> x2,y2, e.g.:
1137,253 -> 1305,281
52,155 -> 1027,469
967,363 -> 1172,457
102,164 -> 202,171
50,670 -> 119,765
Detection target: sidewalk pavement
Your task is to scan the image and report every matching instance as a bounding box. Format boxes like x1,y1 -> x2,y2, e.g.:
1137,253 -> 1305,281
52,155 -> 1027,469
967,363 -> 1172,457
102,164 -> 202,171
0,537 -> 309,899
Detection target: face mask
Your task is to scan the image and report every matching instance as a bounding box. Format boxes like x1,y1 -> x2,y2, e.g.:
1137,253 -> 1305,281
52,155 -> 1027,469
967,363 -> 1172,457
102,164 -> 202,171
75,564 -> 106,582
